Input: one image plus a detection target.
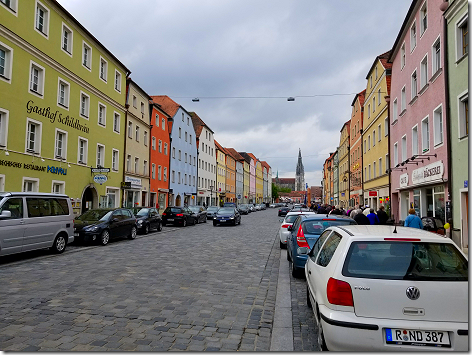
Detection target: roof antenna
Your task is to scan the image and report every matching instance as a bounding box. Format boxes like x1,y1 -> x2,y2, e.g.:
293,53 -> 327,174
392,214 -> 397,234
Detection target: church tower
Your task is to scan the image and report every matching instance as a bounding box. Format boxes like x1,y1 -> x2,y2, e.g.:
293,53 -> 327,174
295,149 -> 305,191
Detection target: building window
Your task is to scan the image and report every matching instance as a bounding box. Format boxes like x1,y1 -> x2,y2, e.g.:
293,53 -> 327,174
373,161 -> 376,179
135,125 -> 140,142
185,131 -> 188,142
0,41 -> 12,82
368,165 -> 371,180
401,86 -> 406,111
459,93 -> 468,138
401,43 -> 406,69
152,164 -> 155,179
152,137 -> 156,150
29,61 -> 45,96
26,119 -> 42,154
96,144 -> 105,167
164,167 -> 167,181
412,125 -> 418,156
377,89 -> 381,106
126,155 -> 131,172
164,143 -> 168,155
368,135 -> 371,150
140,102 -> 145,115
98,103 -> 106,126
158,140 -> 162,153
393,142 -> 398,166
55,129 -> 67,159
132,95 -> 137,108
378,124 -> 381,142
128,121 -> 132,138
23,178 -> 39,192
401,135 -> 407,161
373,97 -> 376,112
35,1 -> 49,37
61,23 -> 73,54
432,38 -> 441,74
420,55 -> 428,89
112,149 -> 119,171
134,157 -> 139,173
144,131 -> 148,146
384,117 -> 389,136
457,15 -> 468,59
113,112 -> 120,133
422,117 -> 430,152
172,170 -> 175,183
433,105 -> 443,146
80,92 -> 90,118
57,78 -> 70,108
410,21 -> 417,51
0,108 -> 9,147
1,0 -> 17,12
179,127 -> 181,138
78,137 -> 88,164
52,181 -> 65,194
114,70 -> 121,92
172,147 -> 175,159
82,41 -> 92,70
100,57 -> 107,82
178,150 -> 181,161
392,98 -> 398,122
143,160 -> 148,176
161,118 -> 165,130
155,114 -> 159,127
411,70 -> 417,99
420,1 -> 427,36
178,172 -> 181,184
372,130 -> 376,146
158,165 -> 162,181
379,158 -> 382,176
368,104 -> 371,118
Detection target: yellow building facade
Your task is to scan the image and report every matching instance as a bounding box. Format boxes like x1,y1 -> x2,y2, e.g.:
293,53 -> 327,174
255,161 -> 263,203
338,120 -> 350,208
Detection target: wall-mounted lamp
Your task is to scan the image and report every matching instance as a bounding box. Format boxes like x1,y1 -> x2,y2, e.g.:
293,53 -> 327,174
192,98 -> 200,102
287,97 -> 295,102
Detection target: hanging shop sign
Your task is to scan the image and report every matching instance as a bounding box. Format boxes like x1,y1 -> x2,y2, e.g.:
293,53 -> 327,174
93,174 -> 108,185
400,173 -> 409,188
121,182 -> 131,189
125,176 -> 142,189
412,161 -> 444,185
91,167 -> 110,173
369,191 -> 378,196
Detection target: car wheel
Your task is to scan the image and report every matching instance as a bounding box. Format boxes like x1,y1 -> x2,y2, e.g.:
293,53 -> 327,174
52,234 -> 67,253
279,241 -> 285,249
213,221 -> 217,226
144,224 -> 149,235
100,230 -> 110,246
317,311 -> 329,351
157,222 -> 162,232
182,219 -> 187,227
286,249 -> 291,261
306,284 -> 312,309
128,226 -> 137,240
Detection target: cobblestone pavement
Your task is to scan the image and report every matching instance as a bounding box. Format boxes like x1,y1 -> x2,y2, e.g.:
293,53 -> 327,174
0,209 -> 292,351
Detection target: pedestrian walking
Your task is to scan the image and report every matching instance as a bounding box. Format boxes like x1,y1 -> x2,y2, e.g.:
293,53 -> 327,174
354,211 -> 370,225
376,205 -> 389,225
366,208 -> 380,225
404,208 -> 424,229
330,205 -> 342,215
363,205 -> 370,216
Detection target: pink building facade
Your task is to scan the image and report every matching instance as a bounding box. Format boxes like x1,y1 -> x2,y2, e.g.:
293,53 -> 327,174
389,0 -> 449,223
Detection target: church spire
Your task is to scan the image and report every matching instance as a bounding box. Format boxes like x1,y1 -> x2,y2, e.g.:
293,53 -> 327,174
295,148 -> 305,191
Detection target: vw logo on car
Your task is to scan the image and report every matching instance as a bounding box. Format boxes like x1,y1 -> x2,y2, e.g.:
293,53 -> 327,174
406,286 -> 420,300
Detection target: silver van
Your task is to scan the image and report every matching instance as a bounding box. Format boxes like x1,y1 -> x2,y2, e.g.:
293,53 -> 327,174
0,192 -> 74,256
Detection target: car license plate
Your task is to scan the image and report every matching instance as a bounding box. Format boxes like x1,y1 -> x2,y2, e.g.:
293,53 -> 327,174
167,219 -> 174,222
220,220 -> 226,222
386,328 -> 450,347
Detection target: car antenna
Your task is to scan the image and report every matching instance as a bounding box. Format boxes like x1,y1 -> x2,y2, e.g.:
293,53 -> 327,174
392,214 -> 397,234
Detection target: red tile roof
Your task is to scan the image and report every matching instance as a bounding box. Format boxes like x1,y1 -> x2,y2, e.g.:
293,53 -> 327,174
351,89 -> 366,107
225,148 -> 245,161
214,140 -> 228,154
150,96 -> 181,118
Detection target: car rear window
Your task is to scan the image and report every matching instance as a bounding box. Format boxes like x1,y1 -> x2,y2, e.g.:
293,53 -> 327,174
342,241 -> 468,281
285,215 -> 300,223
164,208 -> 182,213
303,219 -> 356,235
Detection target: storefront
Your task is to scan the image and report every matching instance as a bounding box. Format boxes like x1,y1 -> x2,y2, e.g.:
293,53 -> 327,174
395,161 -> 447,223
123,175 -> 149,208
364,187 -> 389,211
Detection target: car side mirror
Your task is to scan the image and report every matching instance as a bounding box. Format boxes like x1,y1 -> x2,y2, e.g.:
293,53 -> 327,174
298,247 -> 310,255
0,210 -> 12,219
279,218 -> 284,223
287,226 -> 293,231
111,218 -> 119,223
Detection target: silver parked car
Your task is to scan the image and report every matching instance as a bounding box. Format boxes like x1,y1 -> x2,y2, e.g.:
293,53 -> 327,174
0,192 -> 74,256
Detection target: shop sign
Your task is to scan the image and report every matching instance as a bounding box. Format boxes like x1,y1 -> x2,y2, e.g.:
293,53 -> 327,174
198,191 -> 205,194
125,176 -> 142,188
369,191 -> 377,196
91,167 -> 110,173
93,174 -> 108,185
412,161 -> 444,185
400,173 -> 409,188
465,181 -> 468,188
237,194 -> 242,200
27,100 -> 89,134
0,159 -> 68,175
121,182 -> 131,189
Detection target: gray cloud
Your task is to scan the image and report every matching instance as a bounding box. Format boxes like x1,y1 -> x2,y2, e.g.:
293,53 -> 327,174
58,0 -> 411,186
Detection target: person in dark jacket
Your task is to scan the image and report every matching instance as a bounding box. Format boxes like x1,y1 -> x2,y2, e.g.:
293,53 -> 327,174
366,208 -> 380,225
317,205 -> 327,214
376,205 -> 389,225
354,212 -> 370,225
330,205 -> 342,215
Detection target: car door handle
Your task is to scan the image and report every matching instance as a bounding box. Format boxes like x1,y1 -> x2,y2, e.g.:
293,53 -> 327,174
308,271 -> 311,275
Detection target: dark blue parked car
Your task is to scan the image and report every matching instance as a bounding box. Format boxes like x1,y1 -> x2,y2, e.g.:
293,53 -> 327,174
213,207 -> 241,226
287,215 -> 356,277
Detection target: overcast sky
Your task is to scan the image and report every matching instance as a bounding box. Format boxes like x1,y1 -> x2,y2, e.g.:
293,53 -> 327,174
58,0 -> 412,187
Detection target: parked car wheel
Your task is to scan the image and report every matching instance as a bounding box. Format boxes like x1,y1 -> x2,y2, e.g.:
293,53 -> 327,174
128,226 -> 137,240
306,285 -> 312,309
280,241 -> 285,249
52,234 -> 67,253
291,259 -> 301,278
317,312 -> 328,351
100,230 -> 110,246
157,222 -> 162,232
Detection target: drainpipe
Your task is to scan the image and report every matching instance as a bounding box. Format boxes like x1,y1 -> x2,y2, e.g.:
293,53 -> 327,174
385,95 -> 392,220
441,2 -> 454,240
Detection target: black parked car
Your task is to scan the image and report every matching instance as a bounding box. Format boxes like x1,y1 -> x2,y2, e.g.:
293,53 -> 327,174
188,206 -> 207,224
162,206 -> 196,227
74,208 -> 137,245
213,207 -> 241,226
278,207 -> 290,217
131,207 -> 162,234
206,206 -> 219,220
238,204 -> 250,215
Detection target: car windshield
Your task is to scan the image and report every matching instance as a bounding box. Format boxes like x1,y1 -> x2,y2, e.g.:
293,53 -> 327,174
285,215 -> 301,223
77,210 -> 112,221
303,219 -> 355,235
134,208 -> 149,216
165,208 -> 182,213
342,241 -> 468,281
218,208 -> 234,214
207,207 -> 219,212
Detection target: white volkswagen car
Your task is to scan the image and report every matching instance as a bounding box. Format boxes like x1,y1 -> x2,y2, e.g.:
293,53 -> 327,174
305,225 -> 468,351
278,211 -> 316,248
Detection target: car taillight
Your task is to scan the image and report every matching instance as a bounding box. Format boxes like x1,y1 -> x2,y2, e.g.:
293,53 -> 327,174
327,277 -> 354,307
176,214 -> 183,217
162,213 -> 166,216
282,224 -> 290,229
296,225 -> 309,248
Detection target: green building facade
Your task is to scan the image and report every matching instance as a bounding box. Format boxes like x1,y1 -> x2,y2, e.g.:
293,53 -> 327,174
0,0 -> 130,215
445,0 -> 468,251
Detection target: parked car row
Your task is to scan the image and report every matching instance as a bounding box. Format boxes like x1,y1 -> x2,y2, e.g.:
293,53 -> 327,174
276,212 -> 469,351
